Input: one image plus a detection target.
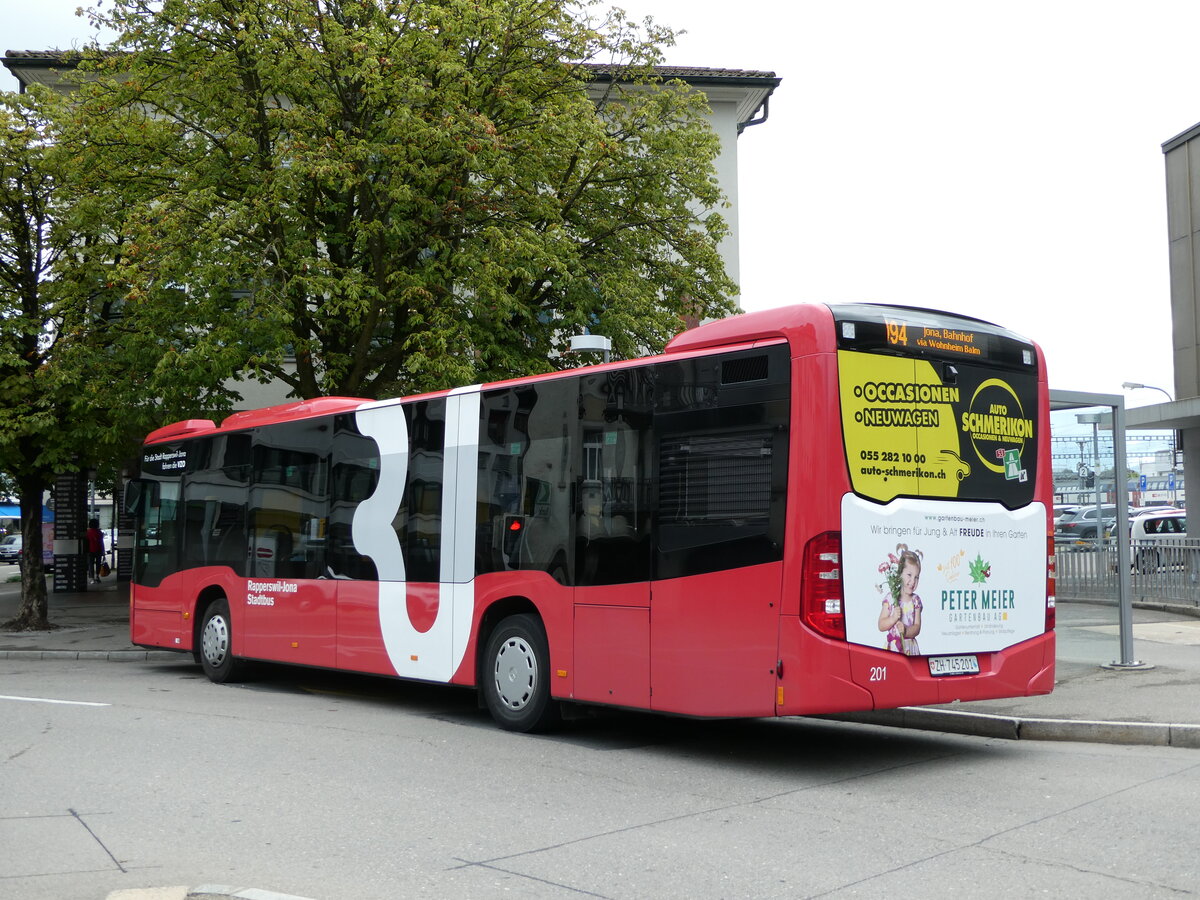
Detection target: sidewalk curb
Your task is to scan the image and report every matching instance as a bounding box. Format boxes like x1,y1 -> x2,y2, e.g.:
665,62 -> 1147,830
825,707 -> 1200,749
187,886 -> 317,900
0,649 -> 181,661
105,887 -> 317,900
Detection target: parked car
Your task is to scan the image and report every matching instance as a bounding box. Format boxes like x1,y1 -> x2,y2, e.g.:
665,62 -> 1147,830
1053,504 -> 1082,526
1131,509 -> 1188,571
1130,505 -> 1180,518
1055,505 -> 1118,546
0,534 -> 21,564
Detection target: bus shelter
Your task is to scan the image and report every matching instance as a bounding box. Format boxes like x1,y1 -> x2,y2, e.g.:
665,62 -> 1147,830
1049,389 -> 1140,668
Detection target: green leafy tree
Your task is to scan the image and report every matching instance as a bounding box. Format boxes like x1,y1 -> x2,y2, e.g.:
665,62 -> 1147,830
0,90 -> 102,628
0,83 -> 215,629
72,0 -> 737,400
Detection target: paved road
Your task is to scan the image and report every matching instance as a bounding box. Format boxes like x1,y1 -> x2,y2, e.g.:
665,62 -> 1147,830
2,657 -> 1199,899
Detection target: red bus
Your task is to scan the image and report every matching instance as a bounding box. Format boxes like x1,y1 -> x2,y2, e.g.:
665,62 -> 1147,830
128,303 -> 1055,731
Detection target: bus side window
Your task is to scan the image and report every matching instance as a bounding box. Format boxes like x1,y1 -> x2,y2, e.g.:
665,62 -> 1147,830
327,416 -> 379,580
250,422 -> 329,580
394,400 -> 445,583
133,478 -> 181,588
181,435 -> 248,575
652,348 -> 790,581
478,380 -> 576,582
575,369 -> 653,586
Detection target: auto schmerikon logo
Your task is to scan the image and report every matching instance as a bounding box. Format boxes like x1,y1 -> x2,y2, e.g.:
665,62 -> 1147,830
961,378 -> 1032,473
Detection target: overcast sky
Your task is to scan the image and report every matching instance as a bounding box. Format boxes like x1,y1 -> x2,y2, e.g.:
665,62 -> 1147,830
4,0 -> 1199,420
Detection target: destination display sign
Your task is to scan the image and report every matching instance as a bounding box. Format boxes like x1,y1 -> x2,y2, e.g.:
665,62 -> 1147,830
141,444 -> 189,477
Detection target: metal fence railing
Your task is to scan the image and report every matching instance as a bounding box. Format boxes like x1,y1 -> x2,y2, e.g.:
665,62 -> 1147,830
1055,538 -> 1200,610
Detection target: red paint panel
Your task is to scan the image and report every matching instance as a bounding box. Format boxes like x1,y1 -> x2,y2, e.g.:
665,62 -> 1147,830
650,563 -> 782,717
573,605 -> 650,707
574,582 -> 650,608
130,608 -> 186,650
130,568 -> 241,653
406,582 -> 440,633
845,645 -> 941,709
240,577 -> 337,668
333,581 -> 450,676
335,580 -> 394,675
776,617 -> 870,715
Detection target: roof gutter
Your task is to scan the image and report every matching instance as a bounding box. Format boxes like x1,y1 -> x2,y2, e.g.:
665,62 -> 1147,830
738,94 -> 770,135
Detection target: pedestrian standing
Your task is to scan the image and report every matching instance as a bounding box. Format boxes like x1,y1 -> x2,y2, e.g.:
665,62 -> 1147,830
85,518 -> 105,584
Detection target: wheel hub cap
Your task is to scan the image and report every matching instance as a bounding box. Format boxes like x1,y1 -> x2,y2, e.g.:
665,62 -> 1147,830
494,637 -> 536,710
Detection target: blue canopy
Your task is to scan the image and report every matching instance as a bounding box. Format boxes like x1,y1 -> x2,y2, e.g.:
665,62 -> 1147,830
0,504 -> 55,522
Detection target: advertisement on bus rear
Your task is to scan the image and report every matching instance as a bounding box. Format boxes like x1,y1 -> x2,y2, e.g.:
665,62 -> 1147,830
841,495 -> 1047,656
837,343 -> 1039,507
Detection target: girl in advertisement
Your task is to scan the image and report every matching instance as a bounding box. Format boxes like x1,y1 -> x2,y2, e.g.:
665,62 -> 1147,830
878,545 -> 923,655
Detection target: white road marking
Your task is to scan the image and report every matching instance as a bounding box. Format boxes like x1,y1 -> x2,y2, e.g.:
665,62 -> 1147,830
0,694 -> 110,707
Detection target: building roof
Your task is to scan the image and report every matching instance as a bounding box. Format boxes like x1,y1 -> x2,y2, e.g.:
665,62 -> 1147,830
584,64 -> 779,129
3,49 -> 93,91
1163,120 -> 1200,154
5,50 -> 779,130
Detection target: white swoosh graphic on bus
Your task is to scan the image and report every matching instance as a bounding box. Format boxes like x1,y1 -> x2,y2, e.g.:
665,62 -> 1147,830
353,389 -> 480,681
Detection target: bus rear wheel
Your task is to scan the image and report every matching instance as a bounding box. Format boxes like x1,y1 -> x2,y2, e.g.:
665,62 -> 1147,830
483,614 -> 559,733
199,597 -> 245,683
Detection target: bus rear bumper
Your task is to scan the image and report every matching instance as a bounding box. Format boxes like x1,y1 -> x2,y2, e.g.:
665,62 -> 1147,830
776,620 -> 1056,716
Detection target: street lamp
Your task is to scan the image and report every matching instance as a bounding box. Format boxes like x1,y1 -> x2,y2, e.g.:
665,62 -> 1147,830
568,333 -> 612,364
1121,381 -> 1172,402
1121,382 -> 1178,502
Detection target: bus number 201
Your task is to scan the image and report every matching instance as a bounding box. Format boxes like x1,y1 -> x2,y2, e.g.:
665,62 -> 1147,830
869,666 -> 887,682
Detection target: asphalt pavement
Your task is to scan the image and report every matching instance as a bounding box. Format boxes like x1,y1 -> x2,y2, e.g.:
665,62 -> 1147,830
2,567 -> 1199,751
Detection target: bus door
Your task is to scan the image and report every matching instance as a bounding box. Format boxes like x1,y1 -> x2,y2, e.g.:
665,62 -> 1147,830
240,424 -> 337,668
571,368 -> 654,708
648,348 -> 790,718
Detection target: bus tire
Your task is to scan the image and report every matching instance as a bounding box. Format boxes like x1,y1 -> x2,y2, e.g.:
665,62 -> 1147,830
483,614 -> 559,733
198,597 -> 245,684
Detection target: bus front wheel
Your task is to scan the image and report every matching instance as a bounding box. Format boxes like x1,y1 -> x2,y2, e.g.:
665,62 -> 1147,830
483,614 -> 559,733
199,597 -> 245,684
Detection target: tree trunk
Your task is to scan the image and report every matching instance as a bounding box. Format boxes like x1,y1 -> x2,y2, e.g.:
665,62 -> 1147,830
3,473 -> 52,631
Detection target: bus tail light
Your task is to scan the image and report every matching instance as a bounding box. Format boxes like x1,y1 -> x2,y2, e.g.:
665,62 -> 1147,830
802,531 -> 845,640
1046,536 -> 1056,631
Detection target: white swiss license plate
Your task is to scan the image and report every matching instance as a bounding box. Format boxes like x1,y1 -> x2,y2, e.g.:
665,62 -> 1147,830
928,655 -> 980,677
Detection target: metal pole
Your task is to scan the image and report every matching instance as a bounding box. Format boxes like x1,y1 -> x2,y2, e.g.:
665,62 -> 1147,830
1092,421 -> 1102,549
1108,401 -> 1142,667
1077,440 -> 1087,503
1172,431 -> 1178,505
